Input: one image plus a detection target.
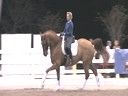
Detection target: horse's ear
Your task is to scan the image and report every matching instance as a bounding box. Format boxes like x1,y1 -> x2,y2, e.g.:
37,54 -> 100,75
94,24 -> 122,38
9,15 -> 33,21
40,32 -> 43,36
40,32 -> 43,37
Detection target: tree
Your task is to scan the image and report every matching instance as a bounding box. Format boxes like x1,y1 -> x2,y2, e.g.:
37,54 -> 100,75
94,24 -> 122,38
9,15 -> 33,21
0,0 -> 38,33
97,4 -> 128,42
39,11 -> 64,33
0,0 -> 64,34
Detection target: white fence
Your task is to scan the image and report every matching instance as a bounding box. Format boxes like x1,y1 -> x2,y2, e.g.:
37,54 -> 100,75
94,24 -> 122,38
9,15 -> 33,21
0,48 -> 117,78
0,49 -> 49,75
0,34 -> 118,78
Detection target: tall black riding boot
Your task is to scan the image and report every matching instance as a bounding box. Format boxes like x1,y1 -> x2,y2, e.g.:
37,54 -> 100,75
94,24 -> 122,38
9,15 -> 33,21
67,48 -> 73,65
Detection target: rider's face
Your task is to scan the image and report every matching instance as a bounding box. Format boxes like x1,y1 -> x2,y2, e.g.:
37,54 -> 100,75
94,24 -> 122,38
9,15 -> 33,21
66,14 -> 71,21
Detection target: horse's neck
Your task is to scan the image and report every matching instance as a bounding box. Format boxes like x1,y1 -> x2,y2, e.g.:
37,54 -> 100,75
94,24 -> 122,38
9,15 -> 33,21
49,39 -> 61,56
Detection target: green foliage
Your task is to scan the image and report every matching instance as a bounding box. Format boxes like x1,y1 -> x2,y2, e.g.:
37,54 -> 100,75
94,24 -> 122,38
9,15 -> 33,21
0,0 -> 64,34
97,4 -> 128,42
40,11 -> 64,33
1,0 -> 36,33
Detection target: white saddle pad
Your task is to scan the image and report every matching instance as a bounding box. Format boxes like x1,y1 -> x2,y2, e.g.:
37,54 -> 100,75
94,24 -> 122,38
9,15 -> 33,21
61,36 -> 78,56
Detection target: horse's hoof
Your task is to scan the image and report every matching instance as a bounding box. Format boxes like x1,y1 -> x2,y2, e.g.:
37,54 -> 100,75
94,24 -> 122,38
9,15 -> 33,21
54,89 -> 60,92
97,83 -> 100,88
41,84 -> 44,88
97,85 -> 100,90
54,87 -> 60,91
79,88 -> 84,91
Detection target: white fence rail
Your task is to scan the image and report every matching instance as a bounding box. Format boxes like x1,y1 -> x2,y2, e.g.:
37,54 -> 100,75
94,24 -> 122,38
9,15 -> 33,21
0,48 -> 117,78
0,34 -> 117,77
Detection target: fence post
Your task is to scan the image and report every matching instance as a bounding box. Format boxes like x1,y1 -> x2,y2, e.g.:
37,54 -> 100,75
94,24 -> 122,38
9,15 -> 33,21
0,33 -> 2,77
73,64 -> 77,79
31,33 -> 34,48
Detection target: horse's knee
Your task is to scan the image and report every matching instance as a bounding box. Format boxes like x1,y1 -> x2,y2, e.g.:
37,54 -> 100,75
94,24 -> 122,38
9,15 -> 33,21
46,64 -> 58,73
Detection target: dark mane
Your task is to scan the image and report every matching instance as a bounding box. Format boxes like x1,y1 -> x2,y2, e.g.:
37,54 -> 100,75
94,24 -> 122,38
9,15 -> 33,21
44,30 -> 57,37
44,30 -> 61,43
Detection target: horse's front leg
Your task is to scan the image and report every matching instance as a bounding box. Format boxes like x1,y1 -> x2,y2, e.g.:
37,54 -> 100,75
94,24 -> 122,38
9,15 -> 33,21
42,64 -> 58,88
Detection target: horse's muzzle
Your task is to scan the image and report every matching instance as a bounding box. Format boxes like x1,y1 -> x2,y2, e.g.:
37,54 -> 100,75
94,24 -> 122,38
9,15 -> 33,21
43,51 -> 48,56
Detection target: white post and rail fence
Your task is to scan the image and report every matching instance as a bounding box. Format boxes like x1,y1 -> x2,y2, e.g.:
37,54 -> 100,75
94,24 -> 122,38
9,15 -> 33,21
0,34 -> 127,79
0,48 -> 123,79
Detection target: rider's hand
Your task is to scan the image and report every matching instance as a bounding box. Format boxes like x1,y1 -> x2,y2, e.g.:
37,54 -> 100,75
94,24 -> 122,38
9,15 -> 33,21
60,32 -> 64,37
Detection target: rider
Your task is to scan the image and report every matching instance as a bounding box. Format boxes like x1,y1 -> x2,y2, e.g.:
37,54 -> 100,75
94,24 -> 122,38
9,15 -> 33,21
63,12 -> 74,65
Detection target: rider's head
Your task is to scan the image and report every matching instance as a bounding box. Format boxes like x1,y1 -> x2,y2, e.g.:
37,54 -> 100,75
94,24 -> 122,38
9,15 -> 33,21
66,12 -> 73,21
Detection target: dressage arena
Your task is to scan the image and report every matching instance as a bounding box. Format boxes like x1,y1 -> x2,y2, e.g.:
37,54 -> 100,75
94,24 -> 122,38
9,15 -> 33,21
0,74 -> 128,96
0,34 -> 128,95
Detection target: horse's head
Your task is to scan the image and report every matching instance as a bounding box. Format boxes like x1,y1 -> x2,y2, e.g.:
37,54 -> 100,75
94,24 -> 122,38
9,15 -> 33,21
40,30 -> 62,56
40,32 -> 49,56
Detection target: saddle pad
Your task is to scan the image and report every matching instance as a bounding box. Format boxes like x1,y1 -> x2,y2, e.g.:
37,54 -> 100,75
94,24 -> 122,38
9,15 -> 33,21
61,37 -> 78,56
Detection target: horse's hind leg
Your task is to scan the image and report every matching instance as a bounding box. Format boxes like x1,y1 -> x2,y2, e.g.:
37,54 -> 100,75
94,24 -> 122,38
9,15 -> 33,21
90,63 -> 100,87
82,62 -> 90,89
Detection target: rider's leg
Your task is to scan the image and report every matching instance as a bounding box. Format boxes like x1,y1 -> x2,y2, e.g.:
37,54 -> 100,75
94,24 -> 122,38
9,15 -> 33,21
67,47 -> 72,59
67,48 -> 73,65
64,36 -> 73,65
67,37 -> 73,65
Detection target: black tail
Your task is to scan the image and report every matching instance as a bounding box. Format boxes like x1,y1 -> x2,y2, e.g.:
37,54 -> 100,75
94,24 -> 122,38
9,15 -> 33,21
93,38 -> 110,63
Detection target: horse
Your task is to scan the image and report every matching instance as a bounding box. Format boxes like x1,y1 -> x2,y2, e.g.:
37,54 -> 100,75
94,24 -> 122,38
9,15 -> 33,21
40,30 -> 109,90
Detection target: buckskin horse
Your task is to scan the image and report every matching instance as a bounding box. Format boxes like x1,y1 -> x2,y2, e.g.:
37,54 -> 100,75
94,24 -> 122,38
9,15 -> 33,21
40,30 -> 109,90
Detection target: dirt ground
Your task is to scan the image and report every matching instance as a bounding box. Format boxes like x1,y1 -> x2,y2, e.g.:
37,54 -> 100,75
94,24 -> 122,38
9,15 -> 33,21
1,75 -> 128,96
0,88 -> 128,96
